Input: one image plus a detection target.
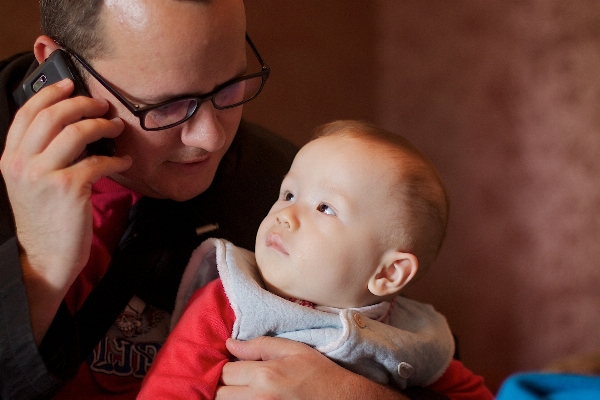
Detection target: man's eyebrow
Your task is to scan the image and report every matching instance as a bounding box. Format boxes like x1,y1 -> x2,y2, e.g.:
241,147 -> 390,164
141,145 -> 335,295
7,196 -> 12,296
136,65 -> 249,105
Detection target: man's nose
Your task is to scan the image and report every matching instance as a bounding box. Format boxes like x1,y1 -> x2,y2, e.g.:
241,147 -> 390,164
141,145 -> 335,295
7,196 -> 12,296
275,206 -> 299,230
180,102 -> 226,151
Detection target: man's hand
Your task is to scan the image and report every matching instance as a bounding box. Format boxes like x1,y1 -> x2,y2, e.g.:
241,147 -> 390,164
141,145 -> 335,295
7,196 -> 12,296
0,79 -> 132,344
216,336 -> 410,400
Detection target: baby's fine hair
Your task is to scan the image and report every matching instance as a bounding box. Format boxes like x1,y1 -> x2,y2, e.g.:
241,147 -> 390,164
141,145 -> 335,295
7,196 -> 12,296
312,120 -> 449,277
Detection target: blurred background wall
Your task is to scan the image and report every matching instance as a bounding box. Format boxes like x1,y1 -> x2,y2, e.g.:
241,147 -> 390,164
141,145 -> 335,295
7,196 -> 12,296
3,0 -> 600,393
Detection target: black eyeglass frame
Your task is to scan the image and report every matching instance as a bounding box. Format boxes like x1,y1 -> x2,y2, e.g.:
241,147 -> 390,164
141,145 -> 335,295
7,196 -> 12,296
63,34 -> 270,131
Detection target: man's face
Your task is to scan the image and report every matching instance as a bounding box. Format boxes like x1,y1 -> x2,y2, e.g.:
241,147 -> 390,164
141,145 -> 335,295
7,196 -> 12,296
255,135 -> 404,309
87,0 -> 247,200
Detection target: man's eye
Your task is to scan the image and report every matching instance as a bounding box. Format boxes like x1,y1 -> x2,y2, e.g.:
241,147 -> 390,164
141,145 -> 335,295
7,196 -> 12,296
316,203 -> 336,216
282,191 -> 294,201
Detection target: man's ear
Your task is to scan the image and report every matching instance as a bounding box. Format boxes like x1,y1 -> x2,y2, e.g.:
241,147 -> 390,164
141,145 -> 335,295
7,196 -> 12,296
33,35 -> 61,64
367,250 -> 418,297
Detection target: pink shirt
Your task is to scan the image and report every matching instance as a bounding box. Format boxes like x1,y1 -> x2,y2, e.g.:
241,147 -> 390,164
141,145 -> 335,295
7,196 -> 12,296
55,177 -> 144,399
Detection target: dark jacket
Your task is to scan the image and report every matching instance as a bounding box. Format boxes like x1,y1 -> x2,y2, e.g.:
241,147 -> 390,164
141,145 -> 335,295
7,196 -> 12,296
0,51 -> 297,399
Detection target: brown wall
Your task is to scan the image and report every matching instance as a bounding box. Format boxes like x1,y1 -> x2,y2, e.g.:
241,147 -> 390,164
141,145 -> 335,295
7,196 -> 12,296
243,1 -> 379,145
373,1 -> 600,392
4,0 -> 600,394
0,1 -> 41,59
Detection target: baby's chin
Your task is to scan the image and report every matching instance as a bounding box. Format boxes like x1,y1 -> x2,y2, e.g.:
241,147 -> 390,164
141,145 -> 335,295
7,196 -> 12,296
259,275 -> 310,303
254,261 -> 326,307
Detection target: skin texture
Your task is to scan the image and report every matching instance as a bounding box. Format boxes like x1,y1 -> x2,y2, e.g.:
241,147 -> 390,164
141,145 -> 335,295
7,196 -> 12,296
255,135 -> 418,309
0,1 -> 411,398
81,0 -> 247,201
1,0 -> 246,345
219,337 -> 411,400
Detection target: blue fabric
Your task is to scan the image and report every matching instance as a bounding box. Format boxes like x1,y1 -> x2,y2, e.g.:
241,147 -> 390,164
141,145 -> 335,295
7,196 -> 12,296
496,373 -> 600,400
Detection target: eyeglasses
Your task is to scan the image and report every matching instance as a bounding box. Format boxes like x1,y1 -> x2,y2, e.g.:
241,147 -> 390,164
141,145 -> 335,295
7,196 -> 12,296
64,34 -> 270,131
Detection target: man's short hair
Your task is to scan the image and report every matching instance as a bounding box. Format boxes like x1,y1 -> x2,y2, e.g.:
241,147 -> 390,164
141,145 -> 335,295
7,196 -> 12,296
39,0 -> 209,60
313,120 -> 450,277
40,0 -> 106,60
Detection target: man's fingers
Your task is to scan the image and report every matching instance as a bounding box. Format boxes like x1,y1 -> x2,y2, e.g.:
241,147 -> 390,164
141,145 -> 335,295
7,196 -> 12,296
225,338 -> 263,361
220,339 -> 350,399
215,385 -> 252,400
43,117 -> 124,169
67,153 -> 133,187
220,360 -> 264,386
19,95 -> 110,157
226,337 -> 307,362
5,79 -> 74,155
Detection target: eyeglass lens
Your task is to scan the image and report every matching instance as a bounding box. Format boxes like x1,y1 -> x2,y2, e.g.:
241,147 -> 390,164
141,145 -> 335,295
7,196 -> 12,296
142,74 -> 264,129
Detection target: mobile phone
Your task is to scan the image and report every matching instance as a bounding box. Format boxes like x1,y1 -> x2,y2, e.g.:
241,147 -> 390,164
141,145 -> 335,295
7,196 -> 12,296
12,49 -> 116,157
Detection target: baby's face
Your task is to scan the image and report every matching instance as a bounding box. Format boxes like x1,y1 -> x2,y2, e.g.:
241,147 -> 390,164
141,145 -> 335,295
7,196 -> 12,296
255,135 -> 403,309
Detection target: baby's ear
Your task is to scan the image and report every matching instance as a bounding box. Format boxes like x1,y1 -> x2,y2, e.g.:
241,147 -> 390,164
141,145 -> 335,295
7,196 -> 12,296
367,250 -> 418,297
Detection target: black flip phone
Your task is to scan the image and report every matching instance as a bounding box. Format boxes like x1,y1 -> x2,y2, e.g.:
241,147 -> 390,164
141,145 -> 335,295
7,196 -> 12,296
12,49 -> 116,157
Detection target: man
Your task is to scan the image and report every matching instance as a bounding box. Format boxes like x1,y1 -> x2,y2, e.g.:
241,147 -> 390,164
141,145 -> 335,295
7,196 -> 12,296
0,0 -> 458,398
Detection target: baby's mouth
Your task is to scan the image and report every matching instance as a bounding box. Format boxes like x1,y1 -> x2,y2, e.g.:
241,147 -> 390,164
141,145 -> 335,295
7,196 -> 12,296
265,232 -> 288,255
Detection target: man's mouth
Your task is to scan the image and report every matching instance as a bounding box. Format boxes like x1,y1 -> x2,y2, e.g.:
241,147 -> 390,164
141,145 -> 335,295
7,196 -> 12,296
172,153 -> 211,164
165,154 -> 212,175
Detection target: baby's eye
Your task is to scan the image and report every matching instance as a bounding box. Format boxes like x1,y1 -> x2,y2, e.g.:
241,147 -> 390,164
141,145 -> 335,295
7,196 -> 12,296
316,203 -> 336,216
282,190 -> 294,202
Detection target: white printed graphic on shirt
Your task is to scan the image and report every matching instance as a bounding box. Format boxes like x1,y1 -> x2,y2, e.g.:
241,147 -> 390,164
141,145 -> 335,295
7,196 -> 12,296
87,296 -> 171,378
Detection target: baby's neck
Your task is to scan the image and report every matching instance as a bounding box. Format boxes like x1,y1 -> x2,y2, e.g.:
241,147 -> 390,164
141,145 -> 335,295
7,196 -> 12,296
285,297 -> 317,309
283,296 -> 394,322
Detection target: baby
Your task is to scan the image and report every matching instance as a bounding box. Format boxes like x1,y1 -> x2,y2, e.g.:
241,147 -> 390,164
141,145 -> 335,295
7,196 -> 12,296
138,120 -> 491,399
